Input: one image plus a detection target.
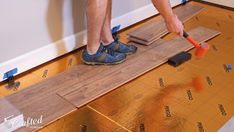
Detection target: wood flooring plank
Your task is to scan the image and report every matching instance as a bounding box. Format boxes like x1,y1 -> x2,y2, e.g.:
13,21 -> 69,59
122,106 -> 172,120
128,4 -> 204,44
152,26 -> 221,58
0,98 -> 22,123
6,94 -> 76,132
128,36 -> 166,45
174,3 -> 204,22
6,40 -> 165,105
3,63 -> 109,108
128,19 -> 167,43
57,39 -> 166,96
61,26 -> 220,108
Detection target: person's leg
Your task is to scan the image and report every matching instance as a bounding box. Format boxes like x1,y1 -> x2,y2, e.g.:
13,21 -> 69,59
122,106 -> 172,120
86,0 -> 108,54
100,0 -> 137,55
82,0 -> 126,65
101,0 -> 114,45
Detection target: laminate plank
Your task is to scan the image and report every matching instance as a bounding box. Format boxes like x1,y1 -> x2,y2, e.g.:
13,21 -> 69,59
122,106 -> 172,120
6,94 -> 76,132
129,20 -> 167,42
128,36 -> 167,45
3,64 -> 101,107
57,39 -> 166,96
60,26 -> 220,108
5,40 -> 164,105
174,3 -> 204,22
128,4 -> 204,44
0,98 -> 22,123
152,26 -> 221,58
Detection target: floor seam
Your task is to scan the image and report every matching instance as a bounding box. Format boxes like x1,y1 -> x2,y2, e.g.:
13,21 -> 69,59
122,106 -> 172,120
87,105 -> 131,132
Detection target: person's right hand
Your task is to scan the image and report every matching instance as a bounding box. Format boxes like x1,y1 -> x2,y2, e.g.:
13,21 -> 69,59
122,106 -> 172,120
165,14 -> 184,37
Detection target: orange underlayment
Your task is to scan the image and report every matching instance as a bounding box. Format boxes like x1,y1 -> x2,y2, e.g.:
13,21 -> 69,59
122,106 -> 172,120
0,1 -> 234,132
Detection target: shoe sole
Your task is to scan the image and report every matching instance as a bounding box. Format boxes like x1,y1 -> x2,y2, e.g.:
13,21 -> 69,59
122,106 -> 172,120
125,49 -> 137,55
105,44 -> 138,56
126,51 -> 136,55
81,57 -> 126,65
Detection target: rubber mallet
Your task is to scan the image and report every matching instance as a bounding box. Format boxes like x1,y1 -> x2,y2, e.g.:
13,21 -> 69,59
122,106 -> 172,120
183,31 -> 210,59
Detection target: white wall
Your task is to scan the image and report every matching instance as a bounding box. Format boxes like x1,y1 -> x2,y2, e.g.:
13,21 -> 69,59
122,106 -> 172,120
202,0 -> 234,8
0,0 -> 183,81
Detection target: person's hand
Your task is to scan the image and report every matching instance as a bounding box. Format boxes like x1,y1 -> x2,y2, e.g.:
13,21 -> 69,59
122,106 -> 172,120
165,14 -> 184,37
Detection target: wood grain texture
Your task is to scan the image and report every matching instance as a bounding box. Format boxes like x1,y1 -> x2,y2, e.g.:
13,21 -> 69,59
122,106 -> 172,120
128,4 -> 204,45
0,98 -> 21,123
60,26 -> 220,108
152,26 -> 221,58
129,20 -> 167,43
7,39 -> 163,101
5,94 -> 76,132
128,35 -> 168,46
57,39 -> 166,96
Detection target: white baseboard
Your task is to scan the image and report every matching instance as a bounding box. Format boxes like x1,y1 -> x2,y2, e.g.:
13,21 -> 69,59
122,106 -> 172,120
0,31 -> 87,82
0,1 -> 183,82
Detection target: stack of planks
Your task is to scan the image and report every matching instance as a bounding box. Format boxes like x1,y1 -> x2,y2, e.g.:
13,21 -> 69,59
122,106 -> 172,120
128,4 -> 204,45
0,2 -> 221,132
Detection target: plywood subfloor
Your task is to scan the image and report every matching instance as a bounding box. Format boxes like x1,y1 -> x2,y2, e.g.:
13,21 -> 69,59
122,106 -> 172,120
0,1 -> 233,132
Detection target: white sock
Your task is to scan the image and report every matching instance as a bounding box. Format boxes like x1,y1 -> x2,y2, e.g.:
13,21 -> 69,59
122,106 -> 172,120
87,48 -> 98,55
102,40 -> 114,46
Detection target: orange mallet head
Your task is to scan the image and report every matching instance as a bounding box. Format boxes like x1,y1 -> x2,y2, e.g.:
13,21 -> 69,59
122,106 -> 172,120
183,31 -> 209,59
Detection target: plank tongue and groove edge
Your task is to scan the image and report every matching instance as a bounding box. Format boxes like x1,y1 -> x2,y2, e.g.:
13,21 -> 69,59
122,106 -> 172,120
128,4 -> 204,45
59,26 -> 220,108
